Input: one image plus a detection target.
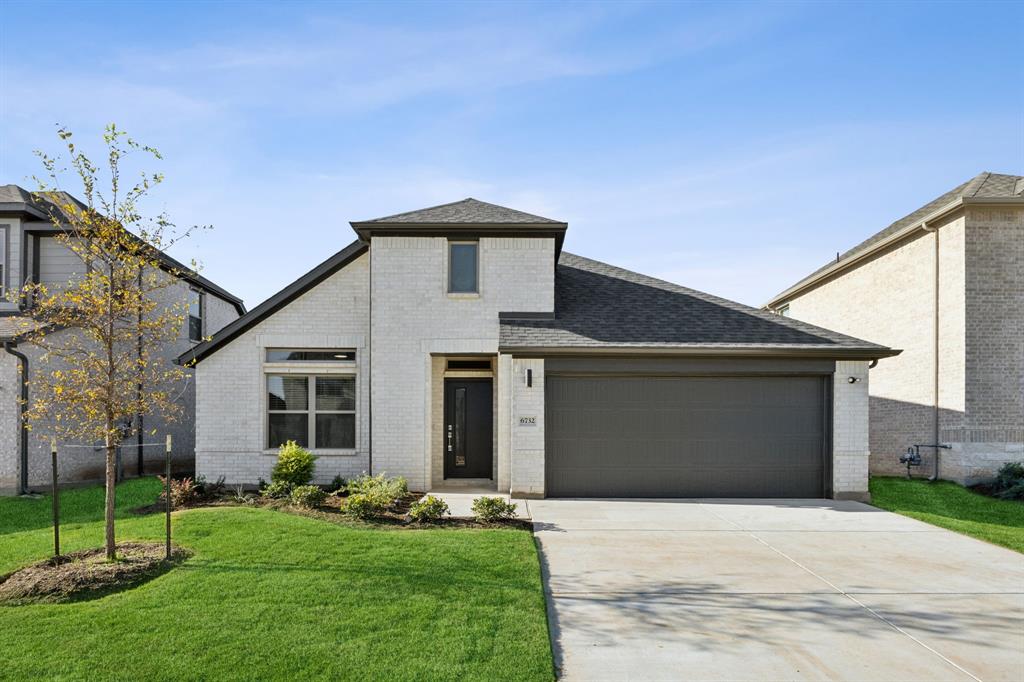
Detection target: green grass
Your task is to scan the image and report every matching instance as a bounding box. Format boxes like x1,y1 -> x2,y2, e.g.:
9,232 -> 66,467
870,476 -> 1024,553
0,479 -> 555,681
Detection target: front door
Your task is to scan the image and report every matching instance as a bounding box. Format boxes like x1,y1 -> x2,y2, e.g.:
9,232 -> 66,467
444,378 -> 493,479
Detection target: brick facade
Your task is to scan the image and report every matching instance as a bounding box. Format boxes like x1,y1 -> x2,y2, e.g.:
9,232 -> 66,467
778,205 -> 1023,484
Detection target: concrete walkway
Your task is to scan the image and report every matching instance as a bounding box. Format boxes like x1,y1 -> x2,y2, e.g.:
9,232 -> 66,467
529,498 -> 1024,682
422,489 -> 531,519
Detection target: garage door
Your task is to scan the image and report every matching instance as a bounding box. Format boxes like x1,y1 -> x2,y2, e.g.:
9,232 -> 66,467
546,375 -> 827,498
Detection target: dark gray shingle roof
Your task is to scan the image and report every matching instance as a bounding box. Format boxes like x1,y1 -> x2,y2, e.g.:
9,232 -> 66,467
500,253 -> 895,356
774,172 -> 1023,302
357,198 -> 562,225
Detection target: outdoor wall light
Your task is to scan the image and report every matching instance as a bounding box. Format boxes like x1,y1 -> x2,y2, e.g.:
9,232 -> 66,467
847,376 -> 860,384
526,368 -> 533,387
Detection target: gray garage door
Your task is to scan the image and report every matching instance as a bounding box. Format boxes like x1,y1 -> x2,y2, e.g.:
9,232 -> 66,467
546,375 -> 827,498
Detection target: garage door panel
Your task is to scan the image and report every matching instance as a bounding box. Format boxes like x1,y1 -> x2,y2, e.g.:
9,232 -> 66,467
546,375 -> 827,498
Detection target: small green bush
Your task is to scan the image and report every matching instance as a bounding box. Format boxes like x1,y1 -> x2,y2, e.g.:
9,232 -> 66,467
261,480 -> 292,499
271,441 -> 317,487
992,462 -> 1024,500
290,485 -> 327,509
408,495 -> 450,523
343,493 -> 386,520
329,475 -> 346,494
471,496 -> 518,522
346,473 -> 408,500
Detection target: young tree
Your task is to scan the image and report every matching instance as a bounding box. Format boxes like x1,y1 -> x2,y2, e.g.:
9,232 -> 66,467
16,125 -> 203,560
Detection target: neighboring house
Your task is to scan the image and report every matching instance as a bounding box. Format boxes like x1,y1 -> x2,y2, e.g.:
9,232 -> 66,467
179,198 -> 897,502
765,172 -> 1023,484
0,185 -> 245,494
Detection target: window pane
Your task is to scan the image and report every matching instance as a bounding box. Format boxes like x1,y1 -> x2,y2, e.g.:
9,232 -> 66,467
266,349 -> 356,362
189,315 -> 203,342
189,290 -> 202,317
269,413 -> 308,448
316,414 -> 355,449
449,243 -> 478,293
316,376 -> 355,411
267,375 -> 308,410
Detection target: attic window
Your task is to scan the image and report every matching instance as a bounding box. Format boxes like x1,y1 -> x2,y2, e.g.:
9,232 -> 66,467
446,359 -> 492,371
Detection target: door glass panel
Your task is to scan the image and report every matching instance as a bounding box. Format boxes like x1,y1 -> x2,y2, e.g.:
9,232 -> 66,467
454,387 -> 466,467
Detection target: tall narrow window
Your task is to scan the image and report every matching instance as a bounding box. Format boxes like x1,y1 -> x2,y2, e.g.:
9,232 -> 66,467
448,242 -> 478,293
0,226 -> 7,297
188,289 -> 204,342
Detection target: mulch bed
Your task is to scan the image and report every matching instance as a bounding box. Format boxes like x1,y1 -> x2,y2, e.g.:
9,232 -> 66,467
0,542 -> 190,605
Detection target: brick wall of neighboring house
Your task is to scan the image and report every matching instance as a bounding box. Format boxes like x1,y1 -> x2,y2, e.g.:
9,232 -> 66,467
370,236 -> 554,491
0,351 -> 20,493
15,274 -> 241,489
948,207 -> 1024,483
195,253 -> 370,487
782,211 -> 967,477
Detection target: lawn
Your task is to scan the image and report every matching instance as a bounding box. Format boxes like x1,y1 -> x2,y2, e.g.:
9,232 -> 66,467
0,479 -> 555,681
870,476 -> 1024,553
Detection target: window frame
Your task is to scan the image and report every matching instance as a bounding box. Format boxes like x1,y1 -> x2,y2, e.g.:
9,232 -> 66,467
0,224 -> 8,299
188,288 -> 205,343
266,373 -> 357,451
447,241 -> 479,294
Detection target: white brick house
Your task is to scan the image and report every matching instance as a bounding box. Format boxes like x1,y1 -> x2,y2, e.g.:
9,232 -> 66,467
766,172 -> 1023,484
0,185 -> 244,494
181,199 -> 898,501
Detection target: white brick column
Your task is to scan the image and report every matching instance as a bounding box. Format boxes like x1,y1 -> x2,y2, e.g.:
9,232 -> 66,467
833,360 -> 871,501
510,358 -> 545,497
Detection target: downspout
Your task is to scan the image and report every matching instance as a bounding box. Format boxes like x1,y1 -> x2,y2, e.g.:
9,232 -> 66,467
4,341 -> 30,495
367,242 -> 372,477
921,221 -> 941,480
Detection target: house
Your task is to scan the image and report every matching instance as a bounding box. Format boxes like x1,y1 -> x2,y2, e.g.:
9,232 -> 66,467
0,185 -> 245,494
765,172 -> 1023,484
179,198 -> 898,501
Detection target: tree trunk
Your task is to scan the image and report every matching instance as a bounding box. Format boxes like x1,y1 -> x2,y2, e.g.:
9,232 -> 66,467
105,431 -> 116,560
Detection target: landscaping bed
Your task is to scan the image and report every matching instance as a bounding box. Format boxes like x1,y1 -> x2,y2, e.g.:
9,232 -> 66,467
0,542 -> 189,605
870,476 -> 1024,553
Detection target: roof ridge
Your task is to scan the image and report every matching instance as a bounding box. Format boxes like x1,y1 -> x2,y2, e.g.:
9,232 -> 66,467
363,197 -> 478,223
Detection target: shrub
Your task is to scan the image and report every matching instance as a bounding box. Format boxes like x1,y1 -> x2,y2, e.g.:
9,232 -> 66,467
231,484 -> 256,506
343,493 -> 386,520
261,480 -> 293,499
992,462 -> 1024,500
271,441 -> 317,487
408,495 -> 450,523
290,485 -> 327,509
471,496 -> 518,522
194,474 -> 226,500
158,476 -> 198,508
346,473 -> 408,501
329,475 -> 346,494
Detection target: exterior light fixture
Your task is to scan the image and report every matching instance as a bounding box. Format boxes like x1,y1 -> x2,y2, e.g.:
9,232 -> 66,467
526,368 -> 533,387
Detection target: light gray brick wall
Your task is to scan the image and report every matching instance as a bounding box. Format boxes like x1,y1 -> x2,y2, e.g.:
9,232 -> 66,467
782,212 -> 967,476
370,236 -> 554,491
195,253 -> 370,486
0,351 -> 20,493
510,357 -> 545,497
833,361 -> 870,499
782,206 -> 1023,484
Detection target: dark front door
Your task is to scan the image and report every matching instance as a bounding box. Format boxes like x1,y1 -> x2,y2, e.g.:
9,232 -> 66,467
444,378 -> 493,479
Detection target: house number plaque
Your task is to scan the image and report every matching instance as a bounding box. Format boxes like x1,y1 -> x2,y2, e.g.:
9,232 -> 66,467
519,416 -> 537,427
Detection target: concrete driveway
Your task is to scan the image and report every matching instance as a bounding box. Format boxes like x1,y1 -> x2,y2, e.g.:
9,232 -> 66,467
527,498 -> 1024,682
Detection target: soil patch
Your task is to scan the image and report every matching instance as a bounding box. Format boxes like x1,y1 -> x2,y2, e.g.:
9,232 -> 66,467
0,542 -> 190,605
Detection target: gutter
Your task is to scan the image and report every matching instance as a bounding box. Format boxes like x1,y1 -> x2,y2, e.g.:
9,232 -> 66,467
764,196 -> 1024,309
3,341 -> 29,494
498,345 -> 902,360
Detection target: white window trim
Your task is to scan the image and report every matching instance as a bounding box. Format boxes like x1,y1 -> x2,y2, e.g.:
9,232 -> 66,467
263,369 -> 358,456
188,288 -> 205,343
0,225 -> 8,299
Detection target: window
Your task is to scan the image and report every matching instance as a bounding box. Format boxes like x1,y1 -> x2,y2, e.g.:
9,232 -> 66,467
266,349 -> 356,362
446,359 -> 491,371
267,375 -> 355,449
448,242 -> 478,293
188,289 -> 204,342
0,225 -> 6,297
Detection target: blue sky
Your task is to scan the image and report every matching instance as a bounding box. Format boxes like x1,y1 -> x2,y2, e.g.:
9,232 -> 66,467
2,1 -> 1021,307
